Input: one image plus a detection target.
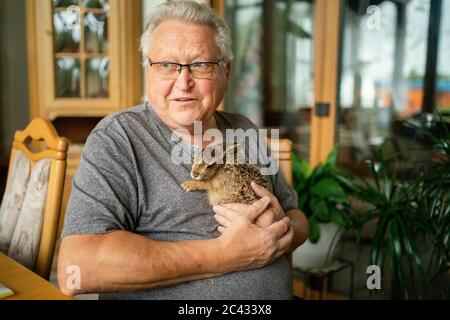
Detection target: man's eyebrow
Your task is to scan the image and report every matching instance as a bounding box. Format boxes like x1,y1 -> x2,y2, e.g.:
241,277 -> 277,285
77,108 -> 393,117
152,52 -> 219,62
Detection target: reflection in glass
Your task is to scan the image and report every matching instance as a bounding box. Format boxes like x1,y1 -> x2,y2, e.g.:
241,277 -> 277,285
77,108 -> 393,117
84,0 -> 110,10
54,11 -> 81,53
337,0 -> 431,174
84,12 -> 109,53
224,0 -> 314,160
53,0 -> 79,8
224,1 -> 263,124
86,58 -> 109,98
55,58 -> 80,97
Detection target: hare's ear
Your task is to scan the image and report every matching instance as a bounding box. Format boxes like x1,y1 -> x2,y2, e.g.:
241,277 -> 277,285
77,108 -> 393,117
223,142 -> 243,162
203,143 -> 224,165
223,142 -> 241,154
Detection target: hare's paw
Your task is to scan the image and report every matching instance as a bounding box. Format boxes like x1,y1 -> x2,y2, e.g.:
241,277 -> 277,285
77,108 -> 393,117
181,181 -> 199,192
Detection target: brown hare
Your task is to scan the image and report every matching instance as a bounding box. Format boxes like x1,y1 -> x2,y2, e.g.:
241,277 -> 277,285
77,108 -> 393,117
181,142 -> 269,206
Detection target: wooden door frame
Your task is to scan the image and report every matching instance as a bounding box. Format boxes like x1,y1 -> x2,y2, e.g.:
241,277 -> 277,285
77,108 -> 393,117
210,0 -> 342,167
310,0 -> 342,166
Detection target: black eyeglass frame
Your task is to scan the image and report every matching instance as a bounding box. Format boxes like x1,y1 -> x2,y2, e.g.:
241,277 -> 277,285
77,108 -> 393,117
147,58 -> 225,75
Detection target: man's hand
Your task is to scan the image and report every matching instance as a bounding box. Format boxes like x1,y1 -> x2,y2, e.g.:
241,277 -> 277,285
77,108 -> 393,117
213,181 -> 286,230
214,196 -> 294,272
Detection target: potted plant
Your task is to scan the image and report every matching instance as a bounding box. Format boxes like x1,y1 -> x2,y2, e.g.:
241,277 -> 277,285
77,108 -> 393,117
291,145 -> 357,269
406,112 -> 450,297
352,112 -> 449,299
351,148 -> 429,299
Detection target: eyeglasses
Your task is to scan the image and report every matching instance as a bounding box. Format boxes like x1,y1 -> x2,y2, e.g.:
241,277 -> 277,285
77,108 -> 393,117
148,58 -> 225,80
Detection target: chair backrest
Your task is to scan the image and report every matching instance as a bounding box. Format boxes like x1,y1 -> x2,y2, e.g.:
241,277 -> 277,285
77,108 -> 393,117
267,138 -> 294,269
268,138 -> 293,187
5,118 -> 68,280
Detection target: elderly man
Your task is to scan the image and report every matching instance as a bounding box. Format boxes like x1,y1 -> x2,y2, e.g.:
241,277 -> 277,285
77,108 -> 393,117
58,0 -> 308,300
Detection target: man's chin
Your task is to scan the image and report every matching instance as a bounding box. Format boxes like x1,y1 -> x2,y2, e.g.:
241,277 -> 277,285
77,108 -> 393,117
170,110 -> 204,128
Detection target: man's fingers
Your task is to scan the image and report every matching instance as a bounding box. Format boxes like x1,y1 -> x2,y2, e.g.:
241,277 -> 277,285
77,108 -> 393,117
251,182 -> 283,211
270,226 -> 294,262
267,216 -> 291,238
212,205 -> 239,221
247,196 -> 271,221
222,197 -> 271,222
221,202 -> 248,212
277,225 -> 294,252
214,214 -> 231,227
251,181 -> 276,202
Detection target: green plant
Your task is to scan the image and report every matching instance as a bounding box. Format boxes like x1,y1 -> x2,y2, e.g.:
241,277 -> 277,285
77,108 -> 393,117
406,112 -> 450,296
352,148 -> 429,299
292,145 -> 356,243
352,112 -> 450,299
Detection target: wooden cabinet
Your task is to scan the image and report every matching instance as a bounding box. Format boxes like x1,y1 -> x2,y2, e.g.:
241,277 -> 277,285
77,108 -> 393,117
26,0 -> 142,120
26,0 -> 143,239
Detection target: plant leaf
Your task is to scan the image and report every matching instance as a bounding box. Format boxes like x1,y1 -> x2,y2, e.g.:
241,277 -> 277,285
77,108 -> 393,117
310,198 -> 329,221
324,144 -> 339,169
308,216 -> 320,243
292,152 -> 311,181
298,192 -> 309,211
310,178 -> 347,203
329,207 -> 345,226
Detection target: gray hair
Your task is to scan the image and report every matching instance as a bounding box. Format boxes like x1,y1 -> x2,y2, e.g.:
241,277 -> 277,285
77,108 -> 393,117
140,0 -> 233,64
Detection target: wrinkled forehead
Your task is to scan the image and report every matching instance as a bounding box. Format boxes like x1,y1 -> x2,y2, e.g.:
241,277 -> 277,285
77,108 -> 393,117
149,19 -> 221,60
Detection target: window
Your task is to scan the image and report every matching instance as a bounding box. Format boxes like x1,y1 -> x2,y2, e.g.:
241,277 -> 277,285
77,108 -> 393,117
223,0 -> 315,160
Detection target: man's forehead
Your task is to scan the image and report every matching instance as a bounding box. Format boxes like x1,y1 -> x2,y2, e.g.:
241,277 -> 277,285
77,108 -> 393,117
152,19 -> 216,41
149,20 -> 220,60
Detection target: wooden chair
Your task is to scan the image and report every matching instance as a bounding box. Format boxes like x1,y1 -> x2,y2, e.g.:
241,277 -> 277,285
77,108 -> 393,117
4,117 -> 68,280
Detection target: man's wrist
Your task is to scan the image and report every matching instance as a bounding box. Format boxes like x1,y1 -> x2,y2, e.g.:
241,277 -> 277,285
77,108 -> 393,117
203,237 -> 232,274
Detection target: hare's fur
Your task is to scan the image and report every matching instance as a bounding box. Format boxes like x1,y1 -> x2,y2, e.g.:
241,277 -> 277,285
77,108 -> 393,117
181,163 -> 269,206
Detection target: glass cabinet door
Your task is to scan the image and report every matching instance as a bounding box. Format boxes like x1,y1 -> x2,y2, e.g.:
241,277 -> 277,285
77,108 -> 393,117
52,0 -> 111,99
29,0 -> 142,119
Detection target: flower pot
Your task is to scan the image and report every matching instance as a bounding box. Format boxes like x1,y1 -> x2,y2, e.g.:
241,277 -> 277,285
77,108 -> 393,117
292,222 -> 343,270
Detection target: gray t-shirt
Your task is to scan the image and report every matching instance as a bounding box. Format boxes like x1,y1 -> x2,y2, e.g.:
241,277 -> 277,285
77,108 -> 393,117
62,102 -> 298,300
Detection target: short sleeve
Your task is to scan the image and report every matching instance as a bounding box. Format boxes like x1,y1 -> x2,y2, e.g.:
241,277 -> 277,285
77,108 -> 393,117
269,169 -> 298,212
61,127 -> 139,238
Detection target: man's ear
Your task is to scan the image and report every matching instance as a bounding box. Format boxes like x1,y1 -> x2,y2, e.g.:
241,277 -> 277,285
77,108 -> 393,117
225,62 -> 231,81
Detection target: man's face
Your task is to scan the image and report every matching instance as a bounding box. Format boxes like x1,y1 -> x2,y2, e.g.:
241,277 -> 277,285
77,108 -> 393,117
146,19 -> 230,130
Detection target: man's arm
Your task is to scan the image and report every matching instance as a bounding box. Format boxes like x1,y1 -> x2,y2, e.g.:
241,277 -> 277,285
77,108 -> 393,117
58,231 -> 224,295
57,197 -> 293,296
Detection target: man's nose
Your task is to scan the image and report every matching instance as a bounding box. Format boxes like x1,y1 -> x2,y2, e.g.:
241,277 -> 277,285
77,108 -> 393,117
175,66 -> 194,90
